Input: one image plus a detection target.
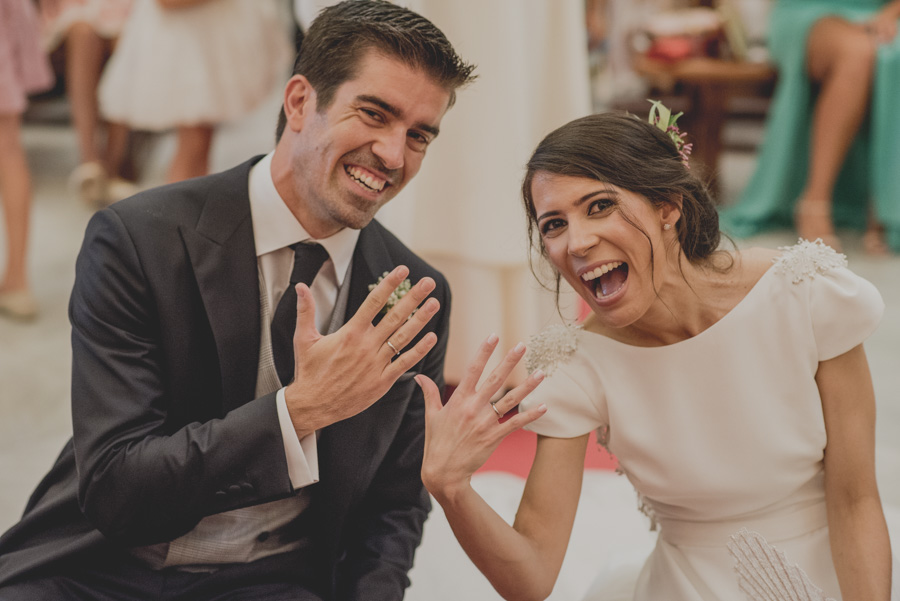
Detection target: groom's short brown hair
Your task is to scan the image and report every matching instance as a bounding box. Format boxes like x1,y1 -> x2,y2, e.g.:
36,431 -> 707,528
275,0 -> 475,141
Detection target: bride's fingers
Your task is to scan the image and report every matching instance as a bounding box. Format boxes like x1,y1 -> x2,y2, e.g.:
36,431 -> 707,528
416,374 -> 443,418
489,369 -> 545,418
499,403 -> 549,436
457,334 -> 500,393
478,342 -> 527,400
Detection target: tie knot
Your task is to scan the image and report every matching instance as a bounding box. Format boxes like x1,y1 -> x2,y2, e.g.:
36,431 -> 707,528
289,242 -> 330,287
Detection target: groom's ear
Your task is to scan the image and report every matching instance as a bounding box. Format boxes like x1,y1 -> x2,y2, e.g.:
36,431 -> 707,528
283,75 -> 317,133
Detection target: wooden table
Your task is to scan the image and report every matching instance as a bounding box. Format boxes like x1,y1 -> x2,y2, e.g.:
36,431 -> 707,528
633,55 -> 777,199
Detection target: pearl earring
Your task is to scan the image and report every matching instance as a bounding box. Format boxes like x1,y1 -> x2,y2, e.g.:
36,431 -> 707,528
664,223 -> 672,231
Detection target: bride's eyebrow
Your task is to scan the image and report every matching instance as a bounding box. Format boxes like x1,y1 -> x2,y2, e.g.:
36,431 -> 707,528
536,190 -> 615,223
536,209 -> 561,223
580,189 -> 618,204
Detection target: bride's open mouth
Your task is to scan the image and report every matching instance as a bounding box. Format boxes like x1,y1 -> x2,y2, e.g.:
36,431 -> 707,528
580,261 -> 629,301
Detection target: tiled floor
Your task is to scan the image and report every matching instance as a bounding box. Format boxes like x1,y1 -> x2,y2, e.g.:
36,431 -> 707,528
1,105 -> 898,598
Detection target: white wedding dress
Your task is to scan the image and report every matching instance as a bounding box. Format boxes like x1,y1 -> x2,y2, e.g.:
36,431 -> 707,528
520,240 -> 898,601
99,0 -> 291,131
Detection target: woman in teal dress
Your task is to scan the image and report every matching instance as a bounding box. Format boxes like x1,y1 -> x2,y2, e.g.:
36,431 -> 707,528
721,0 -> 900,253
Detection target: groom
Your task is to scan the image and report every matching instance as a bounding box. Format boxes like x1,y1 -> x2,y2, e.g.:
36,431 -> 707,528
0,2 -> 475,599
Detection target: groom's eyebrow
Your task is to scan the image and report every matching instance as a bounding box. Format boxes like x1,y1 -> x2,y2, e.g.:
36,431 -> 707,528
357,94 -> 441,138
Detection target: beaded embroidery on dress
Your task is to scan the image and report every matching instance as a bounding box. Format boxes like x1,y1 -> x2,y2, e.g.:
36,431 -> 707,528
728,529 -> 836,601
524,324 -> 581,376
773,239 -> 848,284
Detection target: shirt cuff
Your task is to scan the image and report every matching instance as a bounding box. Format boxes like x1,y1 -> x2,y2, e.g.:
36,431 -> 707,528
276,387 -> 319,489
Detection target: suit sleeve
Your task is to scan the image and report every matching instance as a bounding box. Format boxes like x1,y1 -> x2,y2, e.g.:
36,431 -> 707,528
334,278 -> 450,601
69,208 -> 294,545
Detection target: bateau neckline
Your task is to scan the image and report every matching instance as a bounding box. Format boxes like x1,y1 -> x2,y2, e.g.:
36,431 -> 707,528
579,259 -> 779,351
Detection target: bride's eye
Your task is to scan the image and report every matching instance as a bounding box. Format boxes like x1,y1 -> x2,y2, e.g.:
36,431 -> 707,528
587,198 -> 614,215
540,218 -> 566,237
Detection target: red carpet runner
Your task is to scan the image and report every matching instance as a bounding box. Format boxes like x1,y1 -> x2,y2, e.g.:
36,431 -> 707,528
477,429 -> 617,478
441,383 -> 617,478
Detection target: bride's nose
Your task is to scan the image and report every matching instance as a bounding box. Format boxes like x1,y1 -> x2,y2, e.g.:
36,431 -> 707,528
567,220 -> 599,257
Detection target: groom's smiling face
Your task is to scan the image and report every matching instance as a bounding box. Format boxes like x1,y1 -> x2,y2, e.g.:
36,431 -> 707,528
278,50 -> 451,238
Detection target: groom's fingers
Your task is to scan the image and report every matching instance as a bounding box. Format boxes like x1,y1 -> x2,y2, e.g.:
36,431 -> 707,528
293,283 -> 320,351
350,265 -> 410,327
384,332 -> 437,381
373,276 -> 436,340
380,296 -> 440,361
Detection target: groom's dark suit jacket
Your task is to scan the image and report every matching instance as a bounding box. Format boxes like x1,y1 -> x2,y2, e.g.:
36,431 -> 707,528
0,157 -> 450,600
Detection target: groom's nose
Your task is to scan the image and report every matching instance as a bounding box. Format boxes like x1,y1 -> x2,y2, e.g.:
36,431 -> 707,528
372,128 -> 406,172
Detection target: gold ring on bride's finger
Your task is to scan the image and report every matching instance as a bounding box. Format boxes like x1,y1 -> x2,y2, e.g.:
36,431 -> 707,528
490,400 -> 503,419
386,339 -> 400,356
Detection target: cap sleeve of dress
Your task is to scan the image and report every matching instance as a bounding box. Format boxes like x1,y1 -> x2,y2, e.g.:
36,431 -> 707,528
519,325 -> 608,438
774,239 -> 885,361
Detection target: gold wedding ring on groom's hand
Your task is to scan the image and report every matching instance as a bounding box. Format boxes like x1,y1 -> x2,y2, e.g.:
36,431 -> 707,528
386,339 -> 400,357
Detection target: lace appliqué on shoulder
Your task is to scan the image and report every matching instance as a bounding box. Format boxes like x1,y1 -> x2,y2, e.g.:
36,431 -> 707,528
524,324 -> 580,376
636,493 -> 659,532
728,529 -> 835,601
596,425 -> 619,475
773,238 -> 848,284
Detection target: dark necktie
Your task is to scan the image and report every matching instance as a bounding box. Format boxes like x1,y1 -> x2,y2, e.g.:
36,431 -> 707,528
271,242 -> 330,386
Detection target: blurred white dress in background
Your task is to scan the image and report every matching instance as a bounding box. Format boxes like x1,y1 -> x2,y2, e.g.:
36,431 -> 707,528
379,0 -> 593,383
99,0 -> 291,131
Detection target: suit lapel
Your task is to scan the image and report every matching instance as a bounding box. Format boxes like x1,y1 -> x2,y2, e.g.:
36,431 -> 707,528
182,158 -> 262,413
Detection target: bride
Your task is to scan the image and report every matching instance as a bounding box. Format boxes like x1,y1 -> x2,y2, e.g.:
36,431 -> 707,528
414,109 -> 896,600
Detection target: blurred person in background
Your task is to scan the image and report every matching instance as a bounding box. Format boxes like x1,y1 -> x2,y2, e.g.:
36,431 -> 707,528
0,0 -> 55,320
723,0 -> 900,254
40,0 -> 135,207
98,0 -> 291,184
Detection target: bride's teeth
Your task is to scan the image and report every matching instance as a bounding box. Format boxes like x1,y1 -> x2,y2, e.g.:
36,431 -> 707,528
581,261 -> 622,282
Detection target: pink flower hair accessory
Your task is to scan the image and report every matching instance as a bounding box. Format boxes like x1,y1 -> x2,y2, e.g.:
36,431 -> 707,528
647,99 -> 693,169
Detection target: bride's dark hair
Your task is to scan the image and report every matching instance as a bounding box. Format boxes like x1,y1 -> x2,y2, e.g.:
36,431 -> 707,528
521,111 -> 728,299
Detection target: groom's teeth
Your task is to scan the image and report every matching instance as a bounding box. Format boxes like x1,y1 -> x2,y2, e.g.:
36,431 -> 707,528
582,261 -> 622,282
346,166 -> 386,192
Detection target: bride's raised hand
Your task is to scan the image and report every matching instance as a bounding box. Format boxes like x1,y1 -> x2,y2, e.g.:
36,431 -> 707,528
417,334 -> 546,503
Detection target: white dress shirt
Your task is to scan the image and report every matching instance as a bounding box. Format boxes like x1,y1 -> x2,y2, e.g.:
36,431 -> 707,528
250,151 -> 360,488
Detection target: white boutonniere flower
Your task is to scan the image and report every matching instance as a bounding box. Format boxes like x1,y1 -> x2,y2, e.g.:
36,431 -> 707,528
369,272 -> 413,315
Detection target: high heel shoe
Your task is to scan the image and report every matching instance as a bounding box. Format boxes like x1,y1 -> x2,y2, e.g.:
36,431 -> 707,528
0,289 -> 38,321
69,161 -> 108,207
104,177 -> 140,206
794,199 -> 841,251
862,225 -> 890,256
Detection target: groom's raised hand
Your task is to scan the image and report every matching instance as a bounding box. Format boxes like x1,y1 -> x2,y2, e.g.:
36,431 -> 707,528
283,265 -> 440,439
